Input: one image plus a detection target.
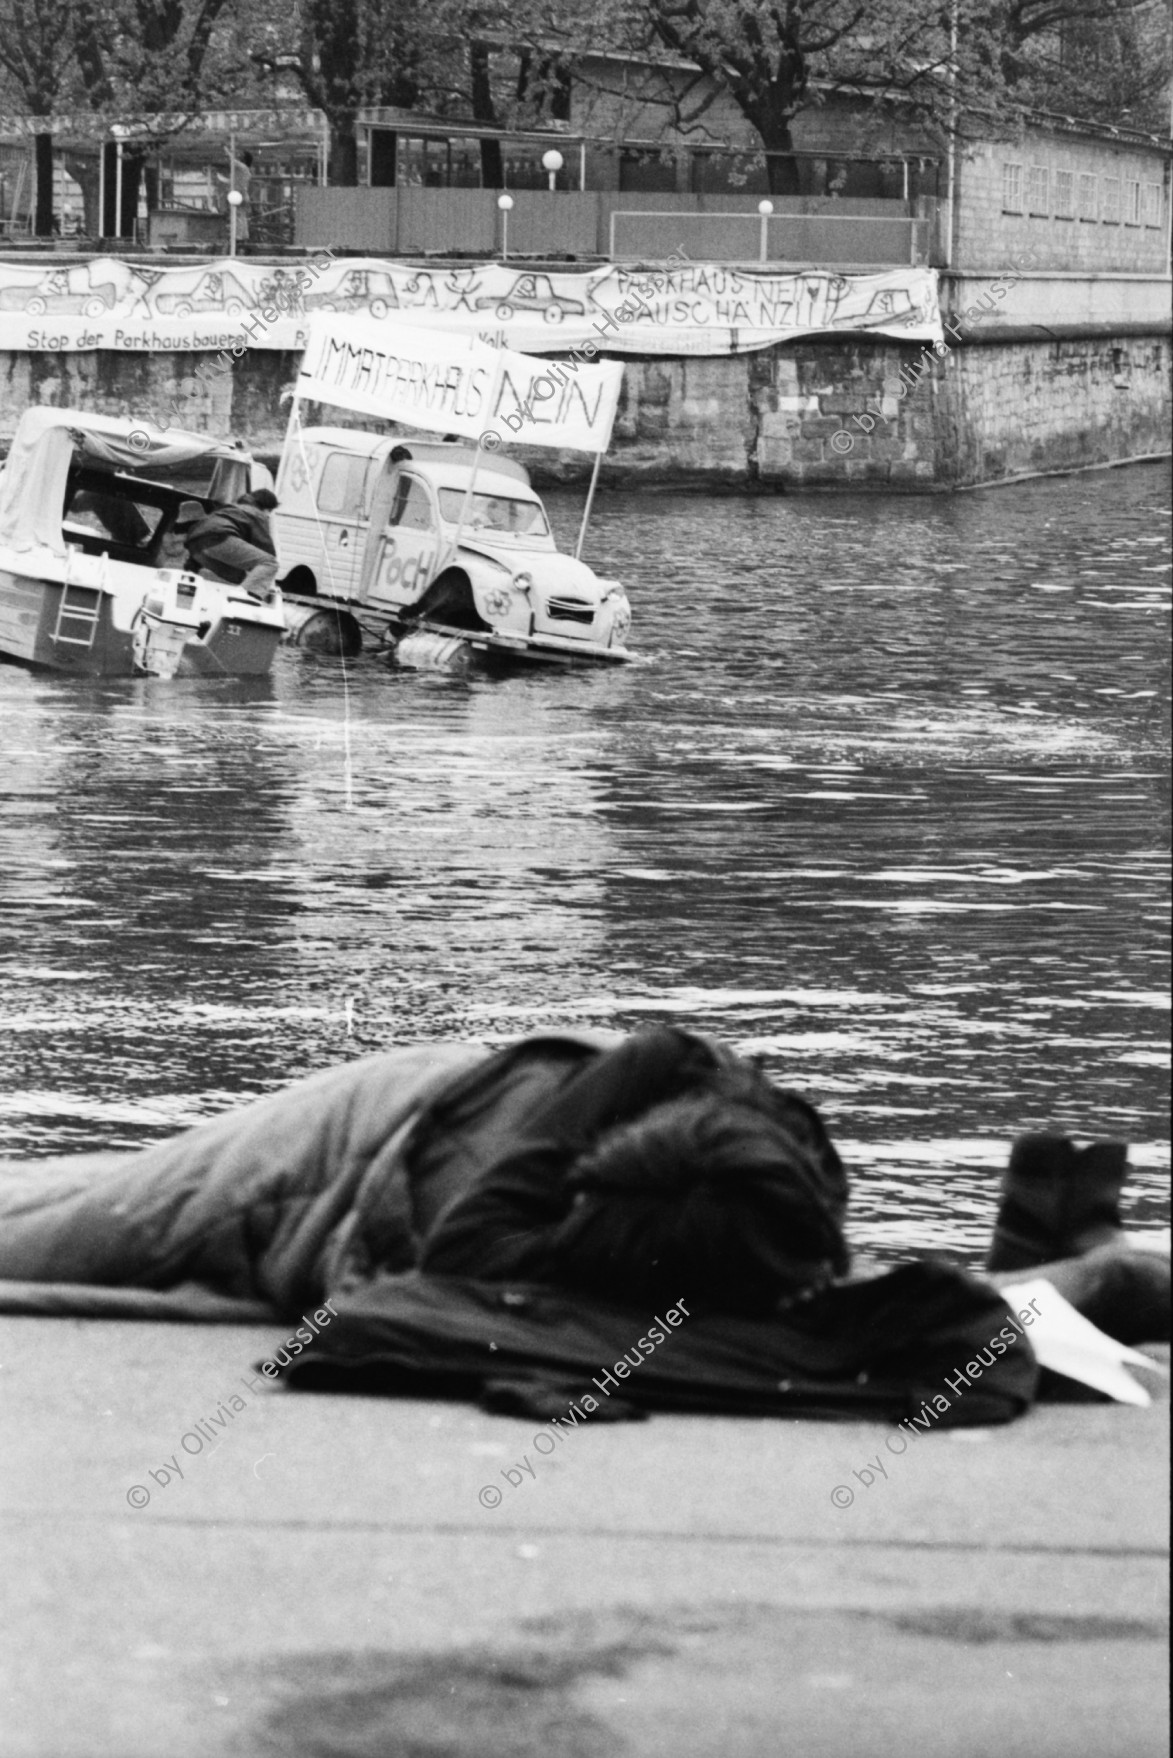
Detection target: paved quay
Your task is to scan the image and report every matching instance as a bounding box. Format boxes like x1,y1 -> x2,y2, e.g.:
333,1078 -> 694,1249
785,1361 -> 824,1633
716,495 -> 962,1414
1,1315 -> 1167,1758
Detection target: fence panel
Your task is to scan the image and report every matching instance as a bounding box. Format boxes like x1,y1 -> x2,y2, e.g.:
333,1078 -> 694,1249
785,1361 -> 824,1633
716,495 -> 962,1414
297,186 -> 397,251
766,214 -> 926,265
396,189 -> 496,254
502,191 -> 599,257
609,208 -> 928,266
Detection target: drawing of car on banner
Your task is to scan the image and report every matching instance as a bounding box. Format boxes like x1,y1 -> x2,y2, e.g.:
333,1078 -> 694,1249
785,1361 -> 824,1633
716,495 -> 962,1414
473,273 -> 587,324
853,286 -> 922,325
302,269 -> 402,319
0,273 -> 120,317
153,270 -> 257,317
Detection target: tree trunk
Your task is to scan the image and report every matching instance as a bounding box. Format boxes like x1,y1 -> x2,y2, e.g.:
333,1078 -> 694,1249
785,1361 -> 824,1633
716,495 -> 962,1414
470,41 -> 504,189
33,132 -> 55,236
329,115 -> 359,185
762,131 -> 801,197
479,138 -> 504,189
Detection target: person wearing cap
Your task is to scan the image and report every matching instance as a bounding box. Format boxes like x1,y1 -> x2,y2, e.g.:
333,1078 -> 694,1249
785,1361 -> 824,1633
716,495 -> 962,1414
181,488 -> 279,598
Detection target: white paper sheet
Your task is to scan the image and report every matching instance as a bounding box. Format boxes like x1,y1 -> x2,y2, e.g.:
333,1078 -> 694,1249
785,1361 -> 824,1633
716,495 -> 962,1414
1000,1276 -> 1167,1406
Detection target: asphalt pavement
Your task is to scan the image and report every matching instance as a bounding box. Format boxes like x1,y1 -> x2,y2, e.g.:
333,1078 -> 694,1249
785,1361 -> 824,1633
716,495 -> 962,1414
0,1315 -> 1167,1758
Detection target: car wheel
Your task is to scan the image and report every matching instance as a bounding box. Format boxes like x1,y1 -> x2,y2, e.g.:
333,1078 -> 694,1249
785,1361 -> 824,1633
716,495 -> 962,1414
413,570 -> 491,634
495,303 -> 514,321
370,298 -> 389,319
175,301 -> 194,318
26,297 -> 46,315
84,297 -> 107,318
543,304 -> 564,324
226,299 -> 246,317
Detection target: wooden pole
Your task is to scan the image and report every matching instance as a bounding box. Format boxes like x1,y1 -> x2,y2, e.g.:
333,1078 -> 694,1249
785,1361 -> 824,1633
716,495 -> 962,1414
574,449 -> 603,560
444,438 -> 485,571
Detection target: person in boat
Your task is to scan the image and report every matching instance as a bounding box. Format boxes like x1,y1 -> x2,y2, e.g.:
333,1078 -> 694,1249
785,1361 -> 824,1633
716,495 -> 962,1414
181,487 -> 278,598
0,1027 -> 1164,1358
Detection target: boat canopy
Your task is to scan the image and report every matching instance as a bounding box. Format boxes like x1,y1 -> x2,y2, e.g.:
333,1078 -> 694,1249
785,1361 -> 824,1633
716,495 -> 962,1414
0,408 -> 251,555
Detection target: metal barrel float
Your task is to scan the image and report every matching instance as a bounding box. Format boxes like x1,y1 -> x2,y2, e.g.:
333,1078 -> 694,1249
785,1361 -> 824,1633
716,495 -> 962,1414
393,631 -> 474,674
281,602 -> 363,656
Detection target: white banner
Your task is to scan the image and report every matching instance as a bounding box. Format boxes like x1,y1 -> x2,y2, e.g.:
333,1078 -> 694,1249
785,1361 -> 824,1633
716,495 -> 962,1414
298,316 -> 625,453
479,346 -> 623,452
0,257 -> 942,356
297,316 -> 498,441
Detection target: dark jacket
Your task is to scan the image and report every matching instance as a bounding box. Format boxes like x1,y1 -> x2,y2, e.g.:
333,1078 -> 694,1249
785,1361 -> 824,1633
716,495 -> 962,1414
186,503 -> 275,583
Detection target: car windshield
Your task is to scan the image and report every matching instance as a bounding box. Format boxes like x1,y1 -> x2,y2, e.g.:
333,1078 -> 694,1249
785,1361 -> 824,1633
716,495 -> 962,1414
437,489 -> 549,537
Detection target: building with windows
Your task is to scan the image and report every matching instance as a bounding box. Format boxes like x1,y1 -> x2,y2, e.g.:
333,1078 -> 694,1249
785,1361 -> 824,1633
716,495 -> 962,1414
954,117 -> 1168,273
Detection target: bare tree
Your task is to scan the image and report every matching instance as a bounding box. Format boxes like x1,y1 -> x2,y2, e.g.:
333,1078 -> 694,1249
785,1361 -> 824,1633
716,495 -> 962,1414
564,0 -> 1170,192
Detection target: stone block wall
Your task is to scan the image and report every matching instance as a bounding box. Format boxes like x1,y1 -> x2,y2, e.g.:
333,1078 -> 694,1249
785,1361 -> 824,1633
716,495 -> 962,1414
2,330 -> 1168,493
938,335 -> 1172,483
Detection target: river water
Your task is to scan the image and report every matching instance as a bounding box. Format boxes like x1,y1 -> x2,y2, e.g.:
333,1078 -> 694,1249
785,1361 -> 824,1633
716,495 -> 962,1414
1,462 -> 1169,1264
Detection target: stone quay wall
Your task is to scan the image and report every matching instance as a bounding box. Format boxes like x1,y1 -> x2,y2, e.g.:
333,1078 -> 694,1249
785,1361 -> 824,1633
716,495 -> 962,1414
1,322 -> 1169,493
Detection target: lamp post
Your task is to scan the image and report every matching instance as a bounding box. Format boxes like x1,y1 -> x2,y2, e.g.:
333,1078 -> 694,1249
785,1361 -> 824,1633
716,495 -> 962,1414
497,191 -> 513,262
111,122 -> 131,239
757,198 -> 774,263
227,188 -> 243,257
541,148 -> 563,194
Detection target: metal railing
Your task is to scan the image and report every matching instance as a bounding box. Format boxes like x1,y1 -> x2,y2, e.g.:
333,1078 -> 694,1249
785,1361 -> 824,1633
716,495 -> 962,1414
608,209 -> 932,267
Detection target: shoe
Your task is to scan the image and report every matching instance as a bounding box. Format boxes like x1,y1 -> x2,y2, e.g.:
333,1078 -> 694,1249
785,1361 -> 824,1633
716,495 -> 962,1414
987,1135 -> 1128,1273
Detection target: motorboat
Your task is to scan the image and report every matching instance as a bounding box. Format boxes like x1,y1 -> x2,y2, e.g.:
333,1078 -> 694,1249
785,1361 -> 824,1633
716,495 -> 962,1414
0,408 -> 285,678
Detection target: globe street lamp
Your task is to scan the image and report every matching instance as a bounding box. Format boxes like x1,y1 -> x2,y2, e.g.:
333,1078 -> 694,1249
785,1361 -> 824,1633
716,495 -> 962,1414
541,148 -> 564,193
497,191 -> 514,262
757,198 -> 774,263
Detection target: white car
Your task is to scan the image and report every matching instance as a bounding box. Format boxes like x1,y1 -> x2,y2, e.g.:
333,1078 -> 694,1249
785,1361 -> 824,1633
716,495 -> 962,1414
273,429 -> 632,665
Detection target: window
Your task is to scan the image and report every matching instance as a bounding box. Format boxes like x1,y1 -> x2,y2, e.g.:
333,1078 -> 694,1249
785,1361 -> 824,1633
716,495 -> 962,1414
1102,177 -> 1121,223
437,490 -> 549,536
618,147 -> 677,193
1053,170 -> 1074,219
1144,182 -> 1163,228
388,478 -> 433,531
1124,179 -> 1141,225
1002,162 -> 1023,212
1027,165 -> 1049,215
317,453 -> 369,517
1078,173 -> 1098,220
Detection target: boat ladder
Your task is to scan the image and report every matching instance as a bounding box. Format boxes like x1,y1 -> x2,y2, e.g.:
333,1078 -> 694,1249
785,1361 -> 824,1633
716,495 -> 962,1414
52,551 -> 104,649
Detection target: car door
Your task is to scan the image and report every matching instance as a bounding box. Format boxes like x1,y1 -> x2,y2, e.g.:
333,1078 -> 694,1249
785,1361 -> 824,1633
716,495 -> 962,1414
310,450 -> 370,600
366,471 -> 439,609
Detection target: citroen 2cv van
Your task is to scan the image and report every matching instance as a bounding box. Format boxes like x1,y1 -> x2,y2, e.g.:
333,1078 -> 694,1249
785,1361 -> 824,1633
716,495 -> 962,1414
272,429 -> 632,664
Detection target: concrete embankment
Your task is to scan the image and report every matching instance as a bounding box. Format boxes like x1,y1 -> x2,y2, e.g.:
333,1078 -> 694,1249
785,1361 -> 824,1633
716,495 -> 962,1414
1,260 -> 1168,491
0,1314 -> 1167,1756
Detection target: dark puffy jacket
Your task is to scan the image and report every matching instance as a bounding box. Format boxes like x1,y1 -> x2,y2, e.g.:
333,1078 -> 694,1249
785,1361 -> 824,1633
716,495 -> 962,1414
186,503 -> 275,583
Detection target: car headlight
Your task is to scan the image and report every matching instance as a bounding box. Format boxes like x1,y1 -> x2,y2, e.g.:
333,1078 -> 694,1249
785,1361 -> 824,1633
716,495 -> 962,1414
605,587 -> 631,641
511,571 -> 534,594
